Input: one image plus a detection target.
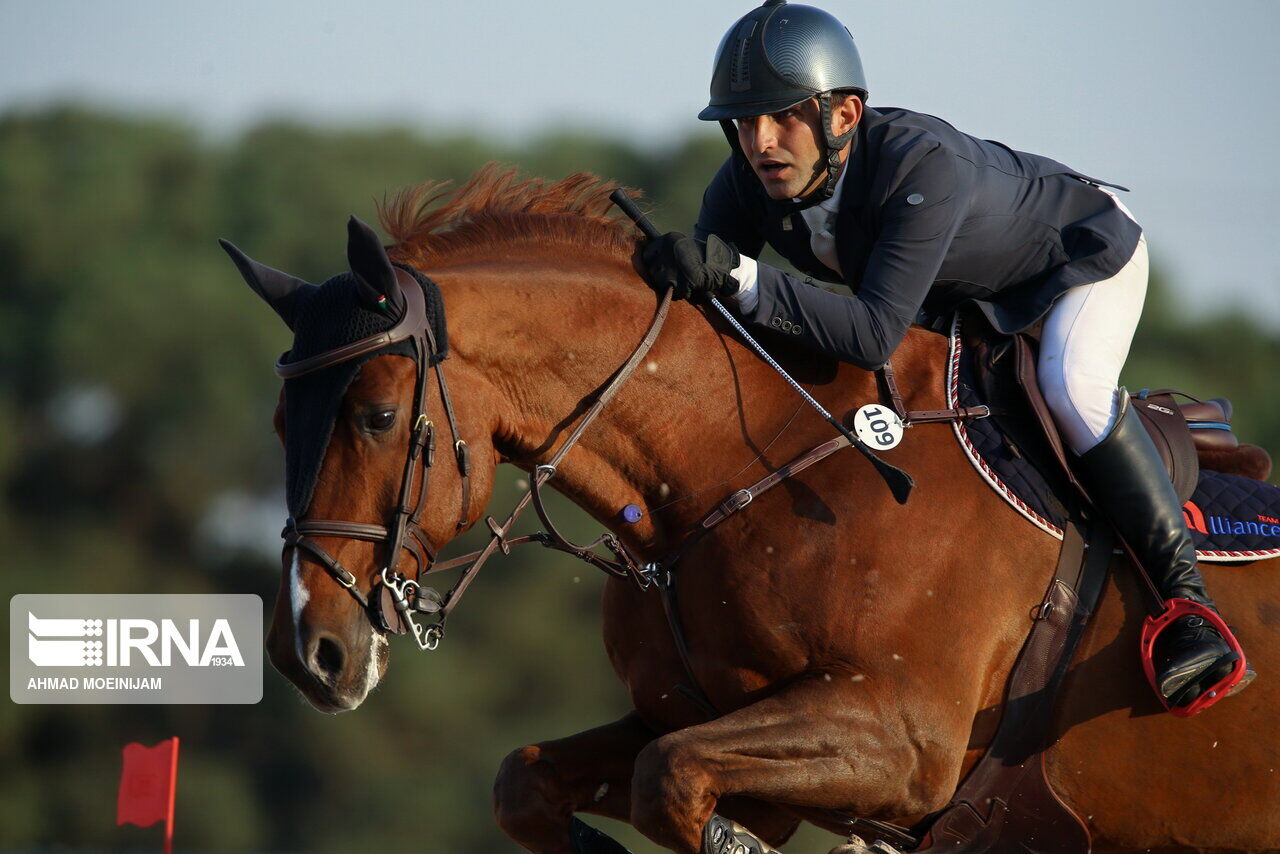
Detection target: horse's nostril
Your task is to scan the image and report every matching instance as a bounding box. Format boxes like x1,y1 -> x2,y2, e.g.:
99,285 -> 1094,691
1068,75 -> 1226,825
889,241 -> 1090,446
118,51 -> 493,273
309,633 -> 346,686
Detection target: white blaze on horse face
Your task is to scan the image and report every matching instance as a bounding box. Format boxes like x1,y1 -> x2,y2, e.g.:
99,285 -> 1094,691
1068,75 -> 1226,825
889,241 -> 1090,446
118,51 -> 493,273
290,551 -> 311,663
363,630 -> 387,699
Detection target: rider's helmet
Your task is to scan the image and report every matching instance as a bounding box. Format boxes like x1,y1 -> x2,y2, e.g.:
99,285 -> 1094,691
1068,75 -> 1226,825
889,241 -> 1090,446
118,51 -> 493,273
699,0 -> 867,201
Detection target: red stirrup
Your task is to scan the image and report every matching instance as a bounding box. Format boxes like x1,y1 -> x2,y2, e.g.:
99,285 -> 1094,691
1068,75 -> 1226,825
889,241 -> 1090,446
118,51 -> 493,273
1140,598 -> 1248,717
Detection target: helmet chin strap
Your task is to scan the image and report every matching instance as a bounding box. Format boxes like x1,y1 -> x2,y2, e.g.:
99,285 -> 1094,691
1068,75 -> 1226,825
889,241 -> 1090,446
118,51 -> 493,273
817,91 -> 857,199
720,92 -> 858,212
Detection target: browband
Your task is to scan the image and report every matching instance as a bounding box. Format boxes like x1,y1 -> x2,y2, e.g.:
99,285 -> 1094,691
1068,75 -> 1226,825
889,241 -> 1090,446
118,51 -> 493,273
275,268 -> 427,379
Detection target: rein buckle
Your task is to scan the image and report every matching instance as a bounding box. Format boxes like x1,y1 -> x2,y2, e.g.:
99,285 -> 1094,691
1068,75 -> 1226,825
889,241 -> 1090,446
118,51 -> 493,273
724,489 -> 753,514
637,561 -> 668,590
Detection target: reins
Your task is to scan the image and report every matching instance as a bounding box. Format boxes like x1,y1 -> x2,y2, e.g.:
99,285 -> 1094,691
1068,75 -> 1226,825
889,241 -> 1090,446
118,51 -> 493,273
416,283 -> 677,625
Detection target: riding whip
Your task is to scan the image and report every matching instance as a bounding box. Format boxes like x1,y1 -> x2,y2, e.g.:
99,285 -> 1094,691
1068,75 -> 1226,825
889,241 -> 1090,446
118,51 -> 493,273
610,189 -> 913,504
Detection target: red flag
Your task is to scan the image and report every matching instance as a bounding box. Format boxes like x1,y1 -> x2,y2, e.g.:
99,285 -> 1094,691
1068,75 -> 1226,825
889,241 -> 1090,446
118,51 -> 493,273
117,738 -> 179,854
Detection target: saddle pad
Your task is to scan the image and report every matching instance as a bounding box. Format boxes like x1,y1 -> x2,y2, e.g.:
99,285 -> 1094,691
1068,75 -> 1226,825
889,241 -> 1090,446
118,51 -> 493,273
944,319 -> 1280,564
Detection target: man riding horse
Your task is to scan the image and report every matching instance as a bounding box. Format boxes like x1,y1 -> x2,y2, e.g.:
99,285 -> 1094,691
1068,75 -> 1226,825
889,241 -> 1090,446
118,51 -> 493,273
642,0 -> 1251,712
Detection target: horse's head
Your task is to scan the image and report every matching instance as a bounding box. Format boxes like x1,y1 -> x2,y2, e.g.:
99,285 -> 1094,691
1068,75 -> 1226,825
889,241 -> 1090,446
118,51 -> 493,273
223,216 -> 480,712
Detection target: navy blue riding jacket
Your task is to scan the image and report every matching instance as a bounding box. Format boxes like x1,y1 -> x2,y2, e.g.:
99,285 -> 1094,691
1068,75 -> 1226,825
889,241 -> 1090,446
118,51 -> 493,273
693,105 -> 1144,370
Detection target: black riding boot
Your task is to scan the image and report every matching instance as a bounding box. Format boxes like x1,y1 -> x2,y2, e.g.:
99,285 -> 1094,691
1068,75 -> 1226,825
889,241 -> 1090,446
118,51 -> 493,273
1076,395 -> 1250,706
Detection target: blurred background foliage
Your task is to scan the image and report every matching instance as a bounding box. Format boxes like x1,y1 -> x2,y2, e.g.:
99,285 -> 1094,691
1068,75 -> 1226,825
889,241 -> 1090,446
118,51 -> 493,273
0,105 -> 1276,853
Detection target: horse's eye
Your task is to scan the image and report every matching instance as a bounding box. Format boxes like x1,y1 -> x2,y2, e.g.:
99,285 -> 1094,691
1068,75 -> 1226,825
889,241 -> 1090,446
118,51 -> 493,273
368,410 -> 396,432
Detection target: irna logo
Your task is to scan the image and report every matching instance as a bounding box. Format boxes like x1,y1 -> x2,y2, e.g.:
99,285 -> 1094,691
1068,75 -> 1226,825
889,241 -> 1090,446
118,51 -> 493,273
28,612 -> 245,668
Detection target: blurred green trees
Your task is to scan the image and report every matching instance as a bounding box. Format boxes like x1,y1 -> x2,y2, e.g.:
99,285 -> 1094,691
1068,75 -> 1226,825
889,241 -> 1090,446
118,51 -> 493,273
0,105 -> 1276,853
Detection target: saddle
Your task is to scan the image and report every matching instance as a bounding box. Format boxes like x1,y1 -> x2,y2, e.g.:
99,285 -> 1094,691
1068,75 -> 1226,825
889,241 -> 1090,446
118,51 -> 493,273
888,312 -> 1271,854
960,316 -> 1270,503
950,313 -> 1277,556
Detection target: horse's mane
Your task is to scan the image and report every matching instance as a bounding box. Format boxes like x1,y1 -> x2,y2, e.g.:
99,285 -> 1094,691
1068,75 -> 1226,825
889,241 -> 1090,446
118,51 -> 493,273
377,164 -> 641,269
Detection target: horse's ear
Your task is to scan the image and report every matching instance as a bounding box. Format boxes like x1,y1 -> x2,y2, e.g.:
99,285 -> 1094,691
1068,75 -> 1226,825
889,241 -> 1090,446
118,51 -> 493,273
219,239 -> 312,330
346,215 -> 405,317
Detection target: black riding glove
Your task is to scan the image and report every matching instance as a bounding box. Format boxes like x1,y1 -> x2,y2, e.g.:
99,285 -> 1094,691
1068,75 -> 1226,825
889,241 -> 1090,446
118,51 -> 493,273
641,232 -> 741,301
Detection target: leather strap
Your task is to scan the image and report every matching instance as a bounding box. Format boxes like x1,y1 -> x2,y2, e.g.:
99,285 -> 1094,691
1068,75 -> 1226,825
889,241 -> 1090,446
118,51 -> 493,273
283,524 -> 371,610
423,319 -> 472,532
274,269 -> 430,378
878,360 -> 990,425
880,358 -> 909,419
429,287 -> 675,624
903,406 -> 991,423
913,517 -> 1111,853
700,436 -> 851,529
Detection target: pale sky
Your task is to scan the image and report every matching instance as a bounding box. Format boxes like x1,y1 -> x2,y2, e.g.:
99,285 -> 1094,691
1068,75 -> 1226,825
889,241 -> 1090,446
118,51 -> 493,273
3,0 -> 1279,325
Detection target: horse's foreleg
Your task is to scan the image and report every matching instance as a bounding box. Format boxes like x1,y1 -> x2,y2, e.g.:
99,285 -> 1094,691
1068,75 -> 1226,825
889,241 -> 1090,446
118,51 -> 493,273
493,710 -> 805,854
494,711 -> 656,853
630,675 -> 961,854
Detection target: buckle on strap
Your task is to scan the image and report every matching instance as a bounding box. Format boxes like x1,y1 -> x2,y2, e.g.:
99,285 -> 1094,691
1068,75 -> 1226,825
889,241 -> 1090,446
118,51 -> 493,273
724,488 -> 753,514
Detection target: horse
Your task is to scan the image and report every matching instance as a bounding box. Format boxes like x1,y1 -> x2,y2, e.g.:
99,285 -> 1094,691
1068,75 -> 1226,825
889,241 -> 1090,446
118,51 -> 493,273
227,167 -> 1280,853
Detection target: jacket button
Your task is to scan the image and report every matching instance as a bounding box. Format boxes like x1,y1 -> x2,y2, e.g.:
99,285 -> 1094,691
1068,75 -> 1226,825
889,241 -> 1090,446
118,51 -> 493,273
780,320 -> 793,332
792,325 -> 803,335
771,317 -> 782,328
907,193 -> 924,205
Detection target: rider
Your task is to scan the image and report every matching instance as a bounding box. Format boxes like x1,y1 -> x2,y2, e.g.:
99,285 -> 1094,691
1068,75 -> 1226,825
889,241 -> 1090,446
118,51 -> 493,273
642,0 -> 1251,710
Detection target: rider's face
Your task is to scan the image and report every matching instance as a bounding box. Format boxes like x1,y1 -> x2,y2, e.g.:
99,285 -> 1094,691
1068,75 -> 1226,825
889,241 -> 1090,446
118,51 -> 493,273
736,97 -> 861,200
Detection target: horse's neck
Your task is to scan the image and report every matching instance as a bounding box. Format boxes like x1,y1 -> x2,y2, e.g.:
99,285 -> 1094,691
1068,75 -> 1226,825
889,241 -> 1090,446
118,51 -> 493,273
440,252 -> 926,551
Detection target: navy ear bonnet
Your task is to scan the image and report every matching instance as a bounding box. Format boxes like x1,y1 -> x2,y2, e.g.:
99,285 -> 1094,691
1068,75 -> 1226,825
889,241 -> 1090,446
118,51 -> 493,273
282,263 -> 447,517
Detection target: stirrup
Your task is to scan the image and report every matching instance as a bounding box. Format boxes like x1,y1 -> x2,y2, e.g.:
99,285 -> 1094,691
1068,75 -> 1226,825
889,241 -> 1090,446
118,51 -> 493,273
1139,598 -> 1248,717
703,814 -> 779,854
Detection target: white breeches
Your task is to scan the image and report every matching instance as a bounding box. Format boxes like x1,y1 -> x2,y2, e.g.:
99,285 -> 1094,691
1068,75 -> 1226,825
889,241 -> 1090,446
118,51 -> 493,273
1038,196 -> 1148,455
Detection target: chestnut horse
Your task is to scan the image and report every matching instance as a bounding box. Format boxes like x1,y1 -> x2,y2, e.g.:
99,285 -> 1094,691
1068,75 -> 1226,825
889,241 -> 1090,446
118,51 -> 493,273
237,169 -> 1279,853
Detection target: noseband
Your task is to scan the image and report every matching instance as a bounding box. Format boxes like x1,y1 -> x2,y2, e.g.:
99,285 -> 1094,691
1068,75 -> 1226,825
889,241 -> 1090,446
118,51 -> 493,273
279,267 -> 471,650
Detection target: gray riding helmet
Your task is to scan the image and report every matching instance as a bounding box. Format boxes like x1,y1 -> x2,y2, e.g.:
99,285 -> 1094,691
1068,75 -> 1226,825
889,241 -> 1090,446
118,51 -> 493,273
700,0 -> 867,199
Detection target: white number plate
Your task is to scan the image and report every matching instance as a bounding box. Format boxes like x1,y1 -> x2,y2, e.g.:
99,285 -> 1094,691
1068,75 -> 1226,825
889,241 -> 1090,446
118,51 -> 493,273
852,404 -> 904,450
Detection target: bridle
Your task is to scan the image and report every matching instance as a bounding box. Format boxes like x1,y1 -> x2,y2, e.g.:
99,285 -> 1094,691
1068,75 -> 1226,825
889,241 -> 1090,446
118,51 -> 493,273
279,267 -> 472,651
277,262 -> 672,653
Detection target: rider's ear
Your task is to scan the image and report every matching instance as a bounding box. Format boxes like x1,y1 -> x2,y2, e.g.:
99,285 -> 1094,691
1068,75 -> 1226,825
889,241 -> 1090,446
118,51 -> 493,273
832,93 -> 862,138
219,238 -> 312,330
346,215 -> 406,317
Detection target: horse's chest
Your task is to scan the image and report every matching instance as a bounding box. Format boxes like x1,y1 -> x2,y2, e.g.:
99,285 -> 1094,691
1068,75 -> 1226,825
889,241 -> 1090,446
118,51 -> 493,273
600,574 -> 817,731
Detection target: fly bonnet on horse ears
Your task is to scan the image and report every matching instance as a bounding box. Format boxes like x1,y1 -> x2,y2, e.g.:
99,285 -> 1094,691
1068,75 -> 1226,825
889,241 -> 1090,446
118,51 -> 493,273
219,216 -> 448,517
345,215 -> 408,318
218,238 -> 315,329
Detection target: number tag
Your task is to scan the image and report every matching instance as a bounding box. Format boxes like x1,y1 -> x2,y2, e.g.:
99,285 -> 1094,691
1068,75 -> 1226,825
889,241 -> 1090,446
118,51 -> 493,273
852,404 -> 904,450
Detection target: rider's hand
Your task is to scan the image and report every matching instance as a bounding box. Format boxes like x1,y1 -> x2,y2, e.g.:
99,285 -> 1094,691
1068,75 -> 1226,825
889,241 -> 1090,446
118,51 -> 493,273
641,232 -> 741,301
